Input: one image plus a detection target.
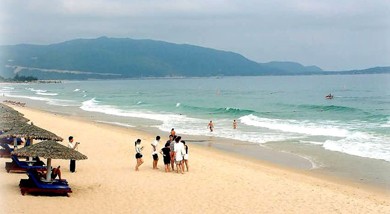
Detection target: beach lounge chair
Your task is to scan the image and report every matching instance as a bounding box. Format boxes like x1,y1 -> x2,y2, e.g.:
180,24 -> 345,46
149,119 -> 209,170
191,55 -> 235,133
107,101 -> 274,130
0,143 -> 13,158
5,155 -> 46,173
19,170 -> 71,196
0,137 -> 23,145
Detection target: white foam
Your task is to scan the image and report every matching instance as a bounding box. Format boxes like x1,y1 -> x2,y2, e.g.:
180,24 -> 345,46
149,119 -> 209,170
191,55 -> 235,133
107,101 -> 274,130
36,92 -> 58,96
1,86 -> 14,91
5,94 -> 78,107
157,118 -> 291,144
323,133 -> 390,162
240,114 -> 349,137
74,89 -> 80,92
26,88 -> 47,93
2,86 -> 14,89
95,120 -> 135,128
176,103 -> 181,107
80,98 -> 188,122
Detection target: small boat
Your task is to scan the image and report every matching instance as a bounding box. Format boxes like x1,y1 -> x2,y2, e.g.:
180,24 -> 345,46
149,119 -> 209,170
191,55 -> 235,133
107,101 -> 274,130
325,94 -> 334,99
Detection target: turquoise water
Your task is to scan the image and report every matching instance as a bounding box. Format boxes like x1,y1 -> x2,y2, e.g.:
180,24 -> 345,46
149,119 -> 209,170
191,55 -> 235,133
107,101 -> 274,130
1,74 -> 389,162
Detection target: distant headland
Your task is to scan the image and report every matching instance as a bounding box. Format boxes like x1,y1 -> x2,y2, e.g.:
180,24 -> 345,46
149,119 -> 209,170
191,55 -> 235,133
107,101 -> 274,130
1,37 -> 389,80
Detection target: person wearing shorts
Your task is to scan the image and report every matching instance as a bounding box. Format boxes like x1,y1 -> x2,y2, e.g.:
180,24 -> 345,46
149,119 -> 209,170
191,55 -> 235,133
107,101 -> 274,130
160,142 -> 171,172
151,136 -> 160,169
134,139 -> 144,171
174,136 -> 185,174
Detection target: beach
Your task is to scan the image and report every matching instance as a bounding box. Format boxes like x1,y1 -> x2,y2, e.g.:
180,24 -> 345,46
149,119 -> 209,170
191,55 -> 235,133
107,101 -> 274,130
0,105 -> 389,213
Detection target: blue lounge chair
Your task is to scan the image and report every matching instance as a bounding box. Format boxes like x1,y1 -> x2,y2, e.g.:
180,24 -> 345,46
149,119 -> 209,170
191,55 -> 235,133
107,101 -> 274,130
0,143 -> 14,158
19,170 -> 71,196
0,137 -> 23,145
5,155 -> 46,173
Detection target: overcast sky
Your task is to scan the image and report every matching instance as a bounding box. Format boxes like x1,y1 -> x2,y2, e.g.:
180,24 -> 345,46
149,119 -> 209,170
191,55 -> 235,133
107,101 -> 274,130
0,0 -> 389,70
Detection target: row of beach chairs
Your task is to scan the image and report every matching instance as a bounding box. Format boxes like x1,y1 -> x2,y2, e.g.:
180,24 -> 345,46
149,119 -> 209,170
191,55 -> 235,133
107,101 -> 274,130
1,142 -> 72,196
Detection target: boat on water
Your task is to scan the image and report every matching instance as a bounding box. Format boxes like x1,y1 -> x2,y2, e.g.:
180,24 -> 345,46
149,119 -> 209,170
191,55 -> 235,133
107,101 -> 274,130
325,94 -> 334,99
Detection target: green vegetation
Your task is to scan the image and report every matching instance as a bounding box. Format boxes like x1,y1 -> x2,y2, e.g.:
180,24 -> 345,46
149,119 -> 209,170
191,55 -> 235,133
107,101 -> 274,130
13,74 -> 38,82
0,37 -> 388,80
0,74 -> 37,82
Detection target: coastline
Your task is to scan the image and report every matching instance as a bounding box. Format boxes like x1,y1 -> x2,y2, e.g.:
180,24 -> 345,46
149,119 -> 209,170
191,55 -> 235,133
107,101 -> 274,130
0,103 -> 389,213
6,96 -> 390,191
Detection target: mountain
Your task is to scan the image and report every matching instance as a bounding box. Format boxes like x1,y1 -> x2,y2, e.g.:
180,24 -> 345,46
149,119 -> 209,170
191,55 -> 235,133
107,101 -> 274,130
0,37 -> 324,79
0,37 -> 388,80
262,61 -> 322,74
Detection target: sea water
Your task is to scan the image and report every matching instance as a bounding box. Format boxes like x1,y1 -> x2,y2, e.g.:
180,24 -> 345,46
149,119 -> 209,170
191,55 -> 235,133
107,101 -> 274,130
1,75 -> 389,166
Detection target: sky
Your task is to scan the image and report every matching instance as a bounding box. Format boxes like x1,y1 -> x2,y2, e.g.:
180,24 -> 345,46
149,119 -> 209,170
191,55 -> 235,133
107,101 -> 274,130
0,0 -> 389,71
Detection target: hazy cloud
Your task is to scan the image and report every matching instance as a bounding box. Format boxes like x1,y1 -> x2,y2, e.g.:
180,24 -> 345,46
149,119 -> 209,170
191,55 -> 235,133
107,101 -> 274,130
0,0 -> 389,70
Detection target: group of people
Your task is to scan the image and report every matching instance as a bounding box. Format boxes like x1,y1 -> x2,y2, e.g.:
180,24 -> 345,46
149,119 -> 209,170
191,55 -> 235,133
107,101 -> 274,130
134,129 -> 189,174
133,120 -> 239,172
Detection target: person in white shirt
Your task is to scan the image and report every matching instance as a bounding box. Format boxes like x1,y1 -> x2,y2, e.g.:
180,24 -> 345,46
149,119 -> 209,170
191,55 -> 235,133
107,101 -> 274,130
151,136 -> 160,169
174,136 -> 185,174
135,139 -> 144,171
68,136 -> 79,173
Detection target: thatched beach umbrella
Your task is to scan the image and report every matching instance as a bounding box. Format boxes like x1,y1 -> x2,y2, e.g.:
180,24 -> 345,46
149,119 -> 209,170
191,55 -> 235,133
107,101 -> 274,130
0,120 -> 28,132
0,103 -> 21,113
0,123 -> 63,148
0,123 -> 63,141
12,140 -> 87,181
0,107 -> 24,116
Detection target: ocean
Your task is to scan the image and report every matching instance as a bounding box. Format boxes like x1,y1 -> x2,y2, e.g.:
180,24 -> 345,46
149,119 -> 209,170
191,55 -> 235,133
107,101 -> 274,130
1,74 -> 390,184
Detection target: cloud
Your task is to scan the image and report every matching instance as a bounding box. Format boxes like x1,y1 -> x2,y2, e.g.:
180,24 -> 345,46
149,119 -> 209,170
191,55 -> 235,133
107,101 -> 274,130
0,0 -> 389,70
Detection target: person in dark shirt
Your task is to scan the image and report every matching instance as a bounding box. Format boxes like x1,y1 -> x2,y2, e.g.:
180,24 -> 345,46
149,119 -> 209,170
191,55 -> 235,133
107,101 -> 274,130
160,142 -> 171,173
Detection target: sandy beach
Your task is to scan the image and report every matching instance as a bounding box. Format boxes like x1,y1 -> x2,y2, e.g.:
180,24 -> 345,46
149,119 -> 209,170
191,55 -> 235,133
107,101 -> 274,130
1,105 -> 389,214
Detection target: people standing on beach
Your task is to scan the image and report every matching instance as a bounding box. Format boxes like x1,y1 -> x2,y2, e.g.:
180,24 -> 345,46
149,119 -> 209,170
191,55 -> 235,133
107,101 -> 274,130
168,135 -> 175,171
170,128 -> 176,137
174,136 -> 185,174
182,141 -> 189,172
135,139 -> 144,171
233,120 -> 237,129
160,142 -> 171,172
207,121 -> 214,132
68,136 -> 79,173
151,136 -> 160,169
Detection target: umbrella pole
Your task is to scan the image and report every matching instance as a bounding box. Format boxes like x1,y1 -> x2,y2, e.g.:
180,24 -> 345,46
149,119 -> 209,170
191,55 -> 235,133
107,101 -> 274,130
13,138 -> 17,149
46,158 -> 52,182
27,138 -> 33,161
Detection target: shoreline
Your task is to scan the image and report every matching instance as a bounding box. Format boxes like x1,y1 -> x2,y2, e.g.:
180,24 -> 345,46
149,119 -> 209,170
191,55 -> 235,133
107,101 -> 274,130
2,97 -> 390,191
1,103 -> 389,213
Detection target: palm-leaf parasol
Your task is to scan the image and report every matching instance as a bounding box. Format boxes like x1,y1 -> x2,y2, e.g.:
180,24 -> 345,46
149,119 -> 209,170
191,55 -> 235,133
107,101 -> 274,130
0,123 -> 63,148
0,120 -> 29,132
0,123 -> 63,141
12,140 -> 87,181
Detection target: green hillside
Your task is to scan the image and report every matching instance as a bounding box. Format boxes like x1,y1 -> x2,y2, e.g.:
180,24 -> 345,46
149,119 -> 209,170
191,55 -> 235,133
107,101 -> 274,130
0,37 -> 324,79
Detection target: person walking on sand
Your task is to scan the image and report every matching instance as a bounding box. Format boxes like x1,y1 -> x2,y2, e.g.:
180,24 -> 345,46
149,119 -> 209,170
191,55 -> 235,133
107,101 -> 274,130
207,121 -> 214,132
151,136 -> 160,169
233,119 -> 237,129
182,141 -> 189,172
174,136 -> 185,174
160,142 -> 171,172
135,139 -> 144,171
170,128 -> 176,137
68,136 -> 79,173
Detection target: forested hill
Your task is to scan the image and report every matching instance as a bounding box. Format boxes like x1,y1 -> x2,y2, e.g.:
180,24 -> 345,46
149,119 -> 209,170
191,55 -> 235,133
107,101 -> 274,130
1,37 -> 389,80
0,37 -> 325,79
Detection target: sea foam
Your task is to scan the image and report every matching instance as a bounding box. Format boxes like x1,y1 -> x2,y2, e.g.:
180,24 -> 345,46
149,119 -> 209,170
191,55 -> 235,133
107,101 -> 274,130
240,114 -> 349,137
